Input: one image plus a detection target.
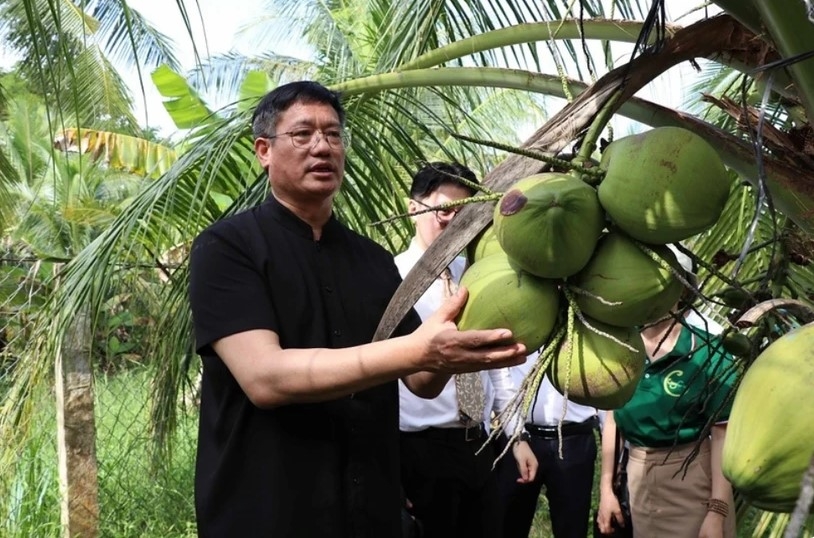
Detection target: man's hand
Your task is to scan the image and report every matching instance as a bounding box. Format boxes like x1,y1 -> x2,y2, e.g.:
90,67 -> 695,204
413,286 -> 527,373
511,440 -> 538,484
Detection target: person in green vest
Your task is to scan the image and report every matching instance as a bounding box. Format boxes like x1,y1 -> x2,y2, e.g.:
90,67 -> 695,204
595,247 -> 740,538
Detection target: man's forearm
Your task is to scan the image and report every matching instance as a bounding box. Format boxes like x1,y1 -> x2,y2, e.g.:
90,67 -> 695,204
215,329 -> 429,408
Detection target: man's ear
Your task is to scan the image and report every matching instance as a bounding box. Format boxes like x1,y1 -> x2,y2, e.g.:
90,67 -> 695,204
255,137 -> 272,169
406,198 -> 419,221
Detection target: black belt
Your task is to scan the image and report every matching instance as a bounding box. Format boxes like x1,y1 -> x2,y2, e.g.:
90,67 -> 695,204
525,416 -> 599,439
404,424 -> 486,442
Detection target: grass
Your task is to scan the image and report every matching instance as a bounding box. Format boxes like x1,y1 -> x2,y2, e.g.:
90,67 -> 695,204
1,366 -> 197,538
3,371 -> 812,538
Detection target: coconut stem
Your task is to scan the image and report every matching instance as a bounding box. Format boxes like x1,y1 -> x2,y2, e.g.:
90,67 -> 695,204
567,285 -> 623,306
368,194 -> 502,227
573,91 -> 623,185
448,131 -> 605,180
564,287 -> 641,353
558,301 -> 577,459
487,326 -> 565,463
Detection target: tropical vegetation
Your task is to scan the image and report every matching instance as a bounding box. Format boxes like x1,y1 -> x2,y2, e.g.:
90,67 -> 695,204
0,0 -> 813,536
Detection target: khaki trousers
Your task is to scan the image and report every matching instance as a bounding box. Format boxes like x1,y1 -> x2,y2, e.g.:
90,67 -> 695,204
627,438 -> 735,538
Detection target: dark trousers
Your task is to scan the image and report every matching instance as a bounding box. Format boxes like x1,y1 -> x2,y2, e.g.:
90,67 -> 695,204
496,426 -> 597,538
400,428 -> 502,538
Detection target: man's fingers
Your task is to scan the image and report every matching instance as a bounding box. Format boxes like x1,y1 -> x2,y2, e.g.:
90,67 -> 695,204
433,285 -> 468,321
517,459 -> 537,483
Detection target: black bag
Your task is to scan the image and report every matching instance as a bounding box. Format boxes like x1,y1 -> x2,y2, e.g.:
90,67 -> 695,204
593,429 -> 633,538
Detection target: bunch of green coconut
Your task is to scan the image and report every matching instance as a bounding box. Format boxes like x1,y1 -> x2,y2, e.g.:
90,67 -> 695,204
457,126 -> 732,411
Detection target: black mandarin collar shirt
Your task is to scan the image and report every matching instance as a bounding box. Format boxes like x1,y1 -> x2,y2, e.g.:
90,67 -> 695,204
189,195 -> 420,538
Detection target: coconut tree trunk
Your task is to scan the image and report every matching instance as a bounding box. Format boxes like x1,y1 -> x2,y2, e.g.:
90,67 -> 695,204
55,301 -> 100,538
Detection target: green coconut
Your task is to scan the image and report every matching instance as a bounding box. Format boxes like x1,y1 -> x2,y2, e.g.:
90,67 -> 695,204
547,318 -> 646,409
598,126 -> 732,244
493,173 -> 605,279
456,253 -> 560,352
572,233 -> 684,327
722,322 -> 814,512
466,224 -> 504,265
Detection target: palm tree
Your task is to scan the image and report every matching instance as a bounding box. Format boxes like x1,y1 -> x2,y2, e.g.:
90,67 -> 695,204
0,88 -> 152,344
0,2 -> 189,535
3,0 -> 814,535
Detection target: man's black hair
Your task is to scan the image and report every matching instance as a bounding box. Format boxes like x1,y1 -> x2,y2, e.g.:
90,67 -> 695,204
251,81 -> 345,139
409,162 -> 479,200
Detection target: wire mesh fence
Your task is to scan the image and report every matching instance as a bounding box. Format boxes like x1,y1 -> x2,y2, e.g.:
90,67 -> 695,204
0,244 -> 200,538
0,360 -> 200,538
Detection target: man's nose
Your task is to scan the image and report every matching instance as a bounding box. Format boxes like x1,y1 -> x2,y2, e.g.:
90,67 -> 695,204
310,131 -> 332,152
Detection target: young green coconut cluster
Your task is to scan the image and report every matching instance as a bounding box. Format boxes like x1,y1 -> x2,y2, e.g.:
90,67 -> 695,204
456,126 -> 732,418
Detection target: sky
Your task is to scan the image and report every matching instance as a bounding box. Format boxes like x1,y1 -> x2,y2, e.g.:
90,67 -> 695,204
0,1 -> 706,140
125,0 -> 271,137
0,0 -> 271,136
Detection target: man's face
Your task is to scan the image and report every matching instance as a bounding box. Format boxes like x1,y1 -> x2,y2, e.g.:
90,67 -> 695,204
409,183 -> 472,250
254,101 -> 346,205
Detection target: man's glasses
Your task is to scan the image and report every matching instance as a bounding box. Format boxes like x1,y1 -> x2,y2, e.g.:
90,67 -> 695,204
413,199 -> 463,223
265,128 -> 351,149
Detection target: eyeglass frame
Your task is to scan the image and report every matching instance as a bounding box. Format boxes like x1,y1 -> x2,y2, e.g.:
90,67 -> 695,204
262,128 -> 351,149
412,198 -> 464,223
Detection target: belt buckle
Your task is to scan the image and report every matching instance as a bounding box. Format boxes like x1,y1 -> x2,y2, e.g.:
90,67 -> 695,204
464,424 -> 481,442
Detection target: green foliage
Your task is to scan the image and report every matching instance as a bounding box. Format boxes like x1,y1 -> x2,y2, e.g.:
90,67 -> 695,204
1,2 -> 814,537
0,368 -> 197,538
0,0 -> 181,134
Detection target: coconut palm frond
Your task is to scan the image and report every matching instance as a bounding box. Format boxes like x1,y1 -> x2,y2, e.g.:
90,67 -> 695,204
185,51 -> 316,108
0,0 -> 97,48
53,44 -> 137,131
88,0 -> 181,71
0,95 -> 53,178
54,128 -> 178,178
0,1 -> 181,136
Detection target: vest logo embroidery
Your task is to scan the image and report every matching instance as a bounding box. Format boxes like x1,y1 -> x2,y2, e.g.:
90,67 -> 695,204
663,370 -> 686,397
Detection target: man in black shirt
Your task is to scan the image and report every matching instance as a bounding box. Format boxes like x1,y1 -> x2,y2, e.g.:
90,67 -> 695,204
188,80 -> 528,537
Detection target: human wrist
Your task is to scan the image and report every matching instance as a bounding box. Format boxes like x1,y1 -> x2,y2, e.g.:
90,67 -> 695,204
599,481 -> 616,496
403,331 -> 434,372
705,511 -> 726,521
512,431 -> 531,446
706,498 -> 729,518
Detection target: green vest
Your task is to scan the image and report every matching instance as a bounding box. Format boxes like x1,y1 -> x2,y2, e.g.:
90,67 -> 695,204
614,325 -> 740,448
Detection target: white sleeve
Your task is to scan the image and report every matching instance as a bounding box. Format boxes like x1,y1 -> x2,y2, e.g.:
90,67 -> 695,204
488,367 -> 523,435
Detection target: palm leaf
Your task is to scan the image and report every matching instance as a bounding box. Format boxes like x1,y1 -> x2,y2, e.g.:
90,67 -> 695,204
55,128 -> 177,178
151,64 -> 216,130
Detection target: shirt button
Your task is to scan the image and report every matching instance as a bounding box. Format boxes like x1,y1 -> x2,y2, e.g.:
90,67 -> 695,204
333,329 -> 342,337
324,286 -> 333,293
645,373 -> 650,378
352,477 -> 360,485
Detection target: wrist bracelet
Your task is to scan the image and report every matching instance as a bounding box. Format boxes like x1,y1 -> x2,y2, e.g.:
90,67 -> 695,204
706,498 -> 729,518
